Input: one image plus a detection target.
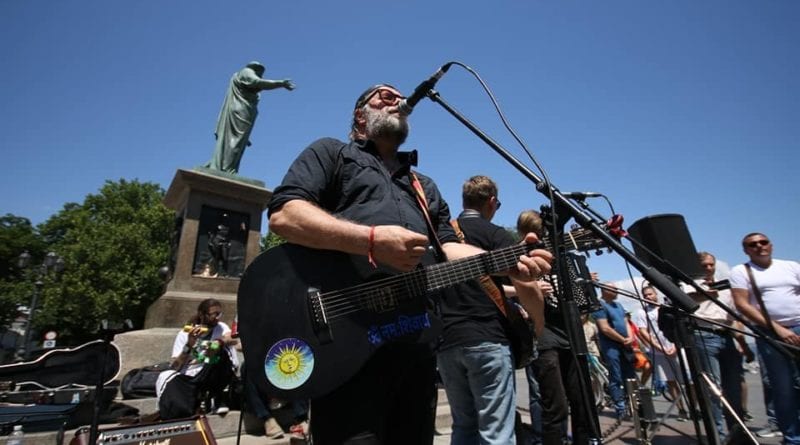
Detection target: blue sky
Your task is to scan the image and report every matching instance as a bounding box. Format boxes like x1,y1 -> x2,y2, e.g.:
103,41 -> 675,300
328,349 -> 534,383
1,1 -> 798,295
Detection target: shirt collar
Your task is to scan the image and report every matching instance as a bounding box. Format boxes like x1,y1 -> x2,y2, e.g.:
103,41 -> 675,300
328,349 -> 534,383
354,139 -> 417,175
459,209 -> 483,219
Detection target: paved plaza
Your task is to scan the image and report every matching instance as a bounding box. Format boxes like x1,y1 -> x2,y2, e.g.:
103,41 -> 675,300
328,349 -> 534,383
216,366 -> 779,445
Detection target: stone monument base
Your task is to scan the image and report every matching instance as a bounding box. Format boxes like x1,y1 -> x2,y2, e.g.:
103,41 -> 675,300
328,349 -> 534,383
112,328 -> 177,380
144,289 -> 237,330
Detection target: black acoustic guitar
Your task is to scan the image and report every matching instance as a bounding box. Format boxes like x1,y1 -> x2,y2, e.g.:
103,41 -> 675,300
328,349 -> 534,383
238,227 -> 606,400
237,241 -> 548,400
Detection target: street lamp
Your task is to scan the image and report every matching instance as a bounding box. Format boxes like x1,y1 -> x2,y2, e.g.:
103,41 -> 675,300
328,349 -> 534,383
16,250 -> 64,361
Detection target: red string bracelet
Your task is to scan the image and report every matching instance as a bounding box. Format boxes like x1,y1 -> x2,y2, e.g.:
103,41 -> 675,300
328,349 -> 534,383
368,225 -> 377,269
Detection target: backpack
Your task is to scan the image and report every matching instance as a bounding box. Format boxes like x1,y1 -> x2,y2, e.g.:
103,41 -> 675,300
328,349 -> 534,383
120,362 -> 172,399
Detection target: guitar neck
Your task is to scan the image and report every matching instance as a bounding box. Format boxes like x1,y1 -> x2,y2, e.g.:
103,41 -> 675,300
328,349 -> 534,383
420,243 -> 532,292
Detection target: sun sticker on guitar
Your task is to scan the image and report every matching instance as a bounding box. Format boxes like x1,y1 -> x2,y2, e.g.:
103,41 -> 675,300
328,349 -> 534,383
264,338 -> 315,390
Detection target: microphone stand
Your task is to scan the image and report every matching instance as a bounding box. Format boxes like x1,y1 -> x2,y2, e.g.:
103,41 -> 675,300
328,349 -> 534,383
591,282 -> 713,443
89,319 -> 132,445
540,202 -> 603,443
424,88 -> 703,444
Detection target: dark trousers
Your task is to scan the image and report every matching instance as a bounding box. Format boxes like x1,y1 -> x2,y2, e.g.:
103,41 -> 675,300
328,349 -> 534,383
310,343 -> 437,445
532,348 -> 591,445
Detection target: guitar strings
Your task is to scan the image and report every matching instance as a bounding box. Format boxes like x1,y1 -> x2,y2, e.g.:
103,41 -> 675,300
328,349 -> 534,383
320,244 -> 528,318
318,229 -> 604,319
322,259 -> 509,319
320,245 -> 527,319
321,252 -> 514,317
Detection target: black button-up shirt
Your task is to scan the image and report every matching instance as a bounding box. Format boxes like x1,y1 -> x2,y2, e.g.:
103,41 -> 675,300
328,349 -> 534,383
269,137 -> 458,259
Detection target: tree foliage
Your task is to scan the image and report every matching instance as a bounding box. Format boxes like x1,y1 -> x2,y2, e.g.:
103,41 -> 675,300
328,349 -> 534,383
0,215 -> 47,326
260,231 -> 286,251
29,180 -> 173,344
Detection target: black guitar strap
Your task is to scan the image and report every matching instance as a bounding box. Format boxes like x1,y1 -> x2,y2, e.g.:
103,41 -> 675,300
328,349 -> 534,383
745,263 -> 778,337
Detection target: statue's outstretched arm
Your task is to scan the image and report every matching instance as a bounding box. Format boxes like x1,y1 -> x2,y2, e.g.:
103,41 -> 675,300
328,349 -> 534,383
253,78 -> 295,91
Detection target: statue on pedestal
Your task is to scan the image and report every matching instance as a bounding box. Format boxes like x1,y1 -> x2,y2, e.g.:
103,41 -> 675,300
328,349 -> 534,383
205,62 -> 295,174
208,220 -> 231,277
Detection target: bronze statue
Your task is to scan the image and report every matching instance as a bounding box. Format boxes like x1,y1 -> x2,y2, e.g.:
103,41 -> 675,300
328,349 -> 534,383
205,62 -> 295,174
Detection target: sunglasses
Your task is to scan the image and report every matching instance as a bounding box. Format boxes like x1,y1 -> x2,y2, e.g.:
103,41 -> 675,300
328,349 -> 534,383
206,311 -> 223,318
746,240 -> 770,248
366,89 -> 405,106
496,200 -> 502,210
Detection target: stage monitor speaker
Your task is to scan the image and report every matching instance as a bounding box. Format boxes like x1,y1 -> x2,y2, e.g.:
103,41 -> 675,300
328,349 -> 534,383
628,214 -> 704,280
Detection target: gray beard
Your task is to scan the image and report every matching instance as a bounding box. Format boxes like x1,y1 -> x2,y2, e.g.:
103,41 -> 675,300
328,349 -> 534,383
364,106 -> 409,145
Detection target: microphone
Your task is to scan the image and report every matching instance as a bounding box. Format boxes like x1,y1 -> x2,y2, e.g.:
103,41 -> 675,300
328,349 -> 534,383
398,63 -> 453,115
562,191 -> 602,200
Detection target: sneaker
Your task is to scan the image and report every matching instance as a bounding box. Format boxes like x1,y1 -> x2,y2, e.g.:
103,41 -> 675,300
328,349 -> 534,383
265,418 -> 285,439
676,410 -> 689,422
209,399 -> 229,415
742,412 -> 754,422
756,426 -> 783,438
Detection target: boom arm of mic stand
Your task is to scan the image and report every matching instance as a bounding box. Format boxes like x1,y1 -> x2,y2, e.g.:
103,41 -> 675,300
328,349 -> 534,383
426,89 -> 699,314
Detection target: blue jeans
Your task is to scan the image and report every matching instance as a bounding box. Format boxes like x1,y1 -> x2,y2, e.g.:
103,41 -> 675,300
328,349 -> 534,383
437,342 -> 516,445
525,365 -> 543,445
757,349 -> 779,428
694,331 -> 743,436
601,345 -> 636,416
756,325 -> 800,445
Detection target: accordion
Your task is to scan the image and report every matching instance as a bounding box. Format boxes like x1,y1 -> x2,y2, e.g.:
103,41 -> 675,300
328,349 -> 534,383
542,251 -> 602,314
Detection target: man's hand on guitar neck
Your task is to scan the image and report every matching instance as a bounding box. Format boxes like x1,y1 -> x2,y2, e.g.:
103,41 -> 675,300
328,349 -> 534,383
510,232 -> 553,282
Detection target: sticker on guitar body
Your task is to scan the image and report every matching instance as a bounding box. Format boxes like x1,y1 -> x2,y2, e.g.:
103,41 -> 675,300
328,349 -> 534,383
264,338 -> 315,390
367,312 -> 432,345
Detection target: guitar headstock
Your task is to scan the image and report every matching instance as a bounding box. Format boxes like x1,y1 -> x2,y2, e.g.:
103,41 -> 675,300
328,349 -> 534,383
564,225 -> 609,253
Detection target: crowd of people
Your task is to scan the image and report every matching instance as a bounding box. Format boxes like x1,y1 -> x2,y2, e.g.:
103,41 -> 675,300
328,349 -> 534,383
153,81 -> 798,445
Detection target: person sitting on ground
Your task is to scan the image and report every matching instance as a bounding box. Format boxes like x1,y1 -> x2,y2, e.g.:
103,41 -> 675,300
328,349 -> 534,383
156,298 -> 239,418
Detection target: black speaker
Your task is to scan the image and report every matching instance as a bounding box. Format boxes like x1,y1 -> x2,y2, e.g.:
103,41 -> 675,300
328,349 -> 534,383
628,214 -> 704,280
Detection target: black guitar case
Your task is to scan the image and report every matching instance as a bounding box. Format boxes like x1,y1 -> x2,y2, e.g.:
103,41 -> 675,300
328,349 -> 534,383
0,340 -> 121,433
0,340 -> 120,389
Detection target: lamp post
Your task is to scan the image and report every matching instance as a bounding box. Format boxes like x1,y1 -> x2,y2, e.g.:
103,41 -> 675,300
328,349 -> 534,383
16,250 -> 64,361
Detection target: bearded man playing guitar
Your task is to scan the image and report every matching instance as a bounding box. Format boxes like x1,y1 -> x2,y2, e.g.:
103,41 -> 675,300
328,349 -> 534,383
257,83 -> 551,445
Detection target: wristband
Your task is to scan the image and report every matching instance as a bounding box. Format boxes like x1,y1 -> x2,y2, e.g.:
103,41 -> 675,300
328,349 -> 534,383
367,225 -> 377,269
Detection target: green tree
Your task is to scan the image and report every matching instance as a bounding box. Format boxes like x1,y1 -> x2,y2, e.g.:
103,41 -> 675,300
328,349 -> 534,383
34,179 -> 173,344
260,230 -> 286,252
0,215 -> 46,327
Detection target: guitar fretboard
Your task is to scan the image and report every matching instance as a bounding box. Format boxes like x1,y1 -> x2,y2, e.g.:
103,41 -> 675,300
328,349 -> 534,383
319,243 -> 534,320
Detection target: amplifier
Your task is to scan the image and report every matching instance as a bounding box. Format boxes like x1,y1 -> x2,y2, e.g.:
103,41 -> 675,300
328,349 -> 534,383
71,416 -> 216,445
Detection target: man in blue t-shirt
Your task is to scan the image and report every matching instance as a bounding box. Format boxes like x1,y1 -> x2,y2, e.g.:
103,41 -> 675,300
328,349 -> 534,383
592,283 -> 636,419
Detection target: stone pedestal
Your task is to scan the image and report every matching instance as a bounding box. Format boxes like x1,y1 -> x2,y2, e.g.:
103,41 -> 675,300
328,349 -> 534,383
143,168 -> 271,328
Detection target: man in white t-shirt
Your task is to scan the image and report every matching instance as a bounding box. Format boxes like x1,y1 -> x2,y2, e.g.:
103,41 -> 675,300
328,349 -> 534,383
729,233 -> 800,444
685,251 -> 754,437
